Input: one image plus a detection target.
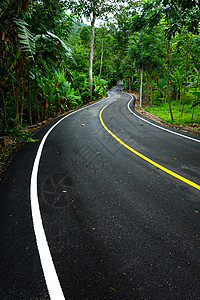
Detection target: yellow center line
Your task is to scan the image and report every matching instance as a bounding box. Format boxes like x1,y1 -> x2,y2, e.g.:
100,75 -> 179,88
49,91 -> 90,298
99,105 -> 200,191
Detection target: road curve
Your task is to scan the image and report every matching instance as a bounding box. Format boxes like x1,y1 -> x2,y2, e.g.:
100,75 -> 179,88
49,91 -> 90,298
1,85 -> 200,299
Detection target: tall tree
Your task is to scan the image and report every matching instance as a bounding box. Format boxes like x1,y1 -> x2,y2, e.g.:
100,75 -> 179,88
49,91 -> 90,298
129,0 -> 200,119
67,0 -> 124,99
0,0 -> 75,130
128,28 -> 164,105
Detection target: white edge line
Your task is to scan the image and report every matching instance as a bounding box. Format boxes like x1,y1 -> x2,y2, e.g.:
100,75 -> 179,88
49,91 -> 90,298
124,92 -> 200,143
30,94 -> 111,299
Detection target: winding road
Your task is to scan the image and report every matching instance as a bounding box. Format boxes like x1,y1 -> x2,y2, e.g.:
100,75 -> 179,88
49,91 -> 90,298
1,85 -> 200,299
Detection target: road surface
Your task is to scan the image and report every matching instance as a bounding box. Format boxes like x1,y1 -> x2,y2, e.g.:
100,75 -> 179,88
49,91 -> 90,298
1,85 -> 200,299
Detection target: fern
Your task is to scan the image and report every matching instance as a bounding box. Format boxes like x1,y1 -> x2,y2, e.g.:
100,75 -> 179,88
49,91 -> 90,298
14,18 -> 35,60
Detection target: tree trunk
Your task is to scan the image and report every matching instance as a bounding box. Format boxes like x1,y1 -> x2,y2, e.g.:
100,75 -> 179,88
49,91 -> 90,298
99,37 -> 104,77
12,81 -> 20,126
27,61 -> 32,125
0,88 -> 7,127
35,66 -> 40,122
20,78 -> 25,126
24,0 -> 29,12
166,40 -> 173,121
146,67 -> 149,104
140,67 -> 143,107
12,67 -> 20,127
150,75 -> 153,105
172,85 -> 176,101
178,81 -> 183,109
15,68 -> 20,126
89,14 -> 95,101
192,70 -> 200,120
20,59 -> 24,126
150,63 -> 153,105
181,35 -> 192,116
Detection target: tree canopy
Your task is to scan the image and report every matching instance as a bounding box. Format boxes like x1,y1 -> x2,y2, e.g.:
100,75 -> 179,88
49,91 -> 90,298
0,0 -> 200,136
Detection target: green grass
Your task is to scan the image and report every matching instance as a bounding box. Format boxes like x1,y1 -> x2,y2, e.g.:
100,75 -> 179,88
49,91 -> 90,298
144,101 -> 200,129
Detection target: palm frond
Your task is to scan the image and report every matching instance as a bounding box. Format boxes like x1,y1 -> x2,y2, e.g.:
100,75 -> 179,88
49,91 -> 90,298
14,18 -> 35,60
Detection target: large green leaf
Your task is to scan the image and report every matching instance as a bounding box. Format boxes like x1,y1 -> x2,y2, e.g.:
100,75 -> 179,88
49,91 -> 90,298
34,31 -> 75,63
46,31 -> 75,62
14,18 -> 35,60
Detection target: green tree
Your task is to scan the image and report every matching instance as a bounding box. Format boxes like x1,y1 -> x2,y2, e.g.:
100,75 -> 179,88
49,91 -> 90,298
67,0 -> 125,99
128,28 -> 164,105
129,0 -> 200,119
0,0 -> 75,131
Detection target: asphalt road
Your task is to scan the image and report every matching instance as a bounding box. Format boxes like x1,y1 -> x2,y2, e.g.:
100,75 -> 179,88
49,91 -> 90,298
1,85 -> 200,299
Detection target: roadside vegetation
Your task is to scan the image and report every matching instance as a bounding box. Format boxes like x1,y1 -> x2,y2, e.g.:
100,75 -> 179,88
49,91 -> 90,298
0,0 -> 200,175
144,102 -> 200,129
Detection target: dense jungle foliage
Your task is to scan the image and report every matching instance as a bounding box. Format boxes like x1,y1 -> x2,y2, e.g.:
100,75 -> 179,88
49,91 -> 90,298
0,0 -> 200,136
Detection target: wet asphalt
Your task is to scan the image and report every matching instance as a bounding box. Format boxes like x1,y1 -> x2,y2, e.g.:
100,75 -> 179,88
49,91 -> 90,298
1,85 -> 200,299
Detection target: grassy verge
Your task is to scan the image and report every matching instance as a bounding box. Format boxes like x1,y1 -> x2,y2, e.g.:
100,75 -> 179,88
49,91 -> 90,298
144,101 -> 200,130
